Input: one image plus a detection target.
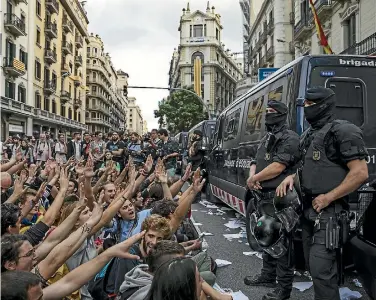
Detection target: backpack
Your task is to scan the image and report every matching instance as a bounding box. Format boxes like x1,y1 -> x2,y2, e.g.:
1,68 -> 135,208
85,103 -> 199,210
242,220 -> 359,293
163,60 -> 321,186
88,258 -> 117,300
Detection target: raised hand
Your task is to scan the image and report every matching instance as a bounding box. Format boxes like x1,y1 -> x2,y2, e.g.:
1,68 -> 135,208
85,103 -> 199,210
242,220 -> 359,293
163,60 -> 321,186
84,156 -> 95,178
13,175 -> 28,196
86,202 -> 103,228
156,168 -> 168,184
34,182 -> 48,204
106,231 -> 145,259
143,155 -> 153,173
14,147 -> 23,162
59,166 -> 70,190
182,163 -> 192,182
192,175 -> 206,194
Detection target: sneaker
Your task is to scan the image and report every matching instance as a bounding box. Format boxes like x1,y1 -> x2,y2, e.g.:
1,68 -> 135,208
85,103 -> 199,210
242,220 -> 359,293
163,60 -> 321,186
262,288 -> 291,300
244,273 -> 276,287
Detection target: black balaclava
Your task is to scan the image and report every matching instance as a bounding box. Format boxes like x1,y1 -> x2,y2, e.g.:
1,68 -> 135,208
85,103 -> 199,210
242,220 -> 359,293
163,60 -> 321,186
304,87 -> 336,129
265,100 -> 288,133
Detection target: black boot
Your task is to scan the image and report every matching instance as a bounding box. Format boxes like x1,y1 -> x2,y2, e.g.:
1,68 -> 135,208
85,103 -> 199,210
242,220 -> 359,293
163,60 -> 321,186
244,273 -> 276,287
262,288 -> 291,300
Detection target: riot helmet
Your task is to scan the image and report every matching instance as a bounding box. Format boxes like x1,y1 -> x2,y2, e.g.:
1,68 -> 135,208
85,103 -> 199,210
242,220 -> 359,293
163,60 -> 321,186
251,215 -> 288,258
273,186 -> 302,232
253,215 -> 282,247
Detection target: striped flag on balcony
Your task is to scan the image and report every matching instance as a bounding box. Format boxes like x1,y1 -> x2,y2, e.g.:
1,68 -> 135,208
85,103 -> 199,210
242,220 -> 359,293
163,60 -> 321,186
13,58 -> 26,72
309,0 -> 333,54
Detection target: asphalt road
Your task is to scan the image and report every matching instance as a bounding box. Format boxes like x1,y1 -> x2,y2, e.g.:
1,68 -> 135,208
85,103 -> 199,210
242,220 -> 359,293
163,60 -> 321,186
191,199 -> 369,300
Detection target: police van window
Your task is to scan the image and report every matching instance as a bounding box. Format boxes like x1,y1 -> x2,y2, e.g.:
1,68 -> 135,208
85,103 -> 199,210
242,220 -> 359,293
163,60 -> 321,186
224,108 -> 241,141
245,96 -> 265,136
309,66 -> 366,127
268,85 -> 283,101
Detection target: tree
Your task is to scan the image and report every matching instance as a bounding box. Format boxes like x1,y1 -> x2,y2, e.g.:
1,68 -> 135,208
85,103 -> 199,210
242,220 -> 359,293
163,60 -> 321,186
154,87 -> 207,134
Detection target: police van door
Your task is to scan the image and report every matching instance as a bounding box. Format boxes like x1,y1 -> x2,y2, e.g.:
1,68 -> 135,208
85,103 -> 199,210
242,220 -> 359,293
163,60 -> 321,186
220,103 -> 245,200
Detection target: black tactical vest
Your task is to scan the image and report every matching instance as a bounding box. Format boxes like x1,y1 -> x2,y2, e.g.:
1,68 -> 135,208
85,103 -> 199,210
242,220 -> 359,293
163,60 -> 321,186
255,130 -> 293,189
301,122 -> 348,195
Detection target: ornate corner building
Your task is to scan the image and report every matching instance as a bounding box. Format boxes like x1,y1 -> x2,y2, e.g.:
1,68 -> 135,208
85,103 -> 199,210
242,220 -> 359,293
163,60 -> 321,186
1,0 -> 90,138
85,33 -> 128,133
168,2 -> 244,117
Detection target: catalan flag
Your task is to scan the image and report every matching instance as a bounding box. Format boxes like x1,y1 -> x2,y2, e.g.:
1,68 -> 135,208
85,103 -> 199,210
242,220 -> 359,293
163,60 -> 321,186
309,0 -> 333,54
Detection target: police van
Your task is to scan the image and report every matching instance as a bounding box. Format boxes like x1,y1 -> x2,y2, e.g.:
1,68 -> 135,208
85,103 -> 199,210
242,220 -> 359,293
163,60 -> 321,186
206,55 -> 376,266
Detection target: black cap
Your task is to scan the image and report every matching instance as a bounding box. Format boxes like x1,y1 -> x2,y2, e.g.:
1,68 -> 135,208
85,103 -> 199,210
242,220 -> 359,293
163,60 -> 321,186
193,130 -> 203,137
267,100 -> 287,114
305,87 -> 335,103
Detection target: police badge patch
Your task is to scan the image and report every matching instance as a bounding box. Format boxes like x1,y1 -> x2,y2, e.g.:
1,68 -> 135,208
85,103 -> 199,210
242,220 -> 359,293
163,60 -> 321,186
313,150 -> 321,161
265,153 -> 271,161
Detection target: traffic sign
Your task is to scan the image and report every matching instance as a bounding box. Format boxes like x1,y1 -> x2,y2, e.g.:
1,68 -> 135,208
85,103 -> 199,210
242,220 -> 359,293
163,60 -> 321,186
258,68 -> 279,82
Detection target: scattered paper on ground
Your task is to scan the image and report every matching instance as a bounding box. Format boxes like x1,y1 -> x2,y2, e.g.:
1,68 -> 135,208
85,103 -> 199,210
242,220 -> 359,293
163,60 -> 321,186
193,223 -> 202,226
213,283 -> 248,300
200,232 -> 214,237
231,291 -> 249,300
243,251 -> 263,259
220,207 -> 234,211
339,287 -> 362,300
215,259 -> 232,267
292,282 -> 313,292
224,219 -> 245,229
223,231 -> 246,241
191,209 -> 198,212
199,200 -> 218,209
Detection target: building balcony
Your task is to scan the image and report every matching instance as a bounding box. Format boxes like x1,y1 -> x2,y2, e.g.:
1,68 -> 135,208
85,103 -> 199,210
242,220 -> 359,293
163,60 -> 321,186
45,0 -> 59,15
75,55 -> 83,67
1,96 -> 34,116
45,50 -> 57,65
61,41 -> 73,55
3,57 -> 26,77
266,46 -> 275,61
60,90 -> 71,104
308,0 -> 333,23
71,75 -> 81,87
86,117 -> 111,128
62,15 -> 74,33
294,17 -> 313,41
61,63 -> 69,74
290,12 -> 295,24
87,104 -> 110,116
3,14 -> 27,37
44,81 -> 56,95
340,32 -> 376,56
34,108 -> 88,131
44,49 -> 57,64
75,35 -> 83,49
45,22 -> 58,39
267,20 -> 274,35
14,0 -> 28,5
74,98 -> 82,109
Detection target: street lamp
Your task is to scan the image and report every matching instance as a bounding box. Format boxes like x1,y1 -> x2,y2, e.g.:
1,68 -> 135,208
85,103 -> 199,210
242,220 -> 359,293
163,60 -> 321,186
127,86 -> 214,120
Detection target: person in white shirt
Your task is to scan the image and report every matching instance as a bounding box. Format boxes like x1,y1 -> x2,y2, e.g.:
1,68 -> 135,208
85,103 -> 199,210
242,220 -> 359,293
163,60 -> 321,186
55,134 -> 67,164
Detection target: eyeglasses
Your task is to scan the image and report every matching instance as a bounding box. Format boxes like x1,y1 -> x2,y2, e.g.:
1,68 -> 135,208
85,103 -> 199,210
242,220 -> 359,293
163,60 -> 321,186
19,248 -> 35,259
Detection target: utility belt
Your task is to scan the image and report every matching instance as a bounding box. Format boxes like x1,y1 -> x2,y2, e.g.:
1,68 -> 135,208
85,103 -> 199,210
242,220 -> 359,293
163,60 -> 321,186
303,195 -> 351,250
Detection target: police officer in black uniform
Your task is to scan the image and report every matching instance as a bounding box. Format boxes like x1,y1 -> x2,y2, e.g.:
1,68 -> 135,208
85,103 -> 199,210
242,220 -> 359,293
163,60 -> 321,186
244,100 -> 300,300
276,87 -> 369,300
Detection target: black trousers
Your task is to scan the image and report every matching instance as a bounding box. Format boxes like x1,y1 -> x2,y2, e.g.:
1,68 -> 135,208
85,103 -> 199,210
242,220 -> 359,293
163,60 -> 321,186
301,205 -> 341,300
259,195 -> 294,292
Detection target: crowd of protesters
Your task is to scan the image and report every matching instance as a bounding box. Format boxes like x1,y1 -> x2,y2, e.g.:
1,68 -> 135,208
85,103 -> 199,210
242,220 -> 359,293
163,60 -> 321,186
0,129 -> 233,300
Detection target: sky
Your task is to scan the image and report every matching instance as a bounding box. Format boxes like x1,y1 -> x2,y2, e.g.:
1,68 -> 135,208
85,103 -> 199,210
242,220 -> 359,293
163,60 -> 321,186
85,0 -> 243,130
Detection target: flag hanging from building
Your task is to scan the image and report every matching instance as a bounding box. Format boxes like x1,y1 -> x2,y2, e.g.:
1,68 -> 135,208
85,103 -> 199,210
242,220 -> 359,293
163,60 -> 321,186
309,0 -> 333,54
193,57 -> 202,97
